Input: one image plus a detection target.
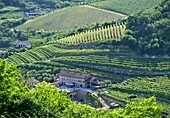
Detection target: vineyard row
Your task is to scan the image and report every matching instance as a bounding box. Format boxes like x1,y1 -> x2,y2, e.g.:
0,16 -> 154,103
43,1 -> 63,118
57,23 -> 126,45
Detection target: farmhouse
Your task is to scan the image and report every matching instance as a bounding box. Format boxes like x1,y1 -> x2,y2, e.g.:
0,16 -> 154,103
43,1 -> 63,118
23,9 -> 48,18
58,71 -> 99,88
15,41 -> 31,48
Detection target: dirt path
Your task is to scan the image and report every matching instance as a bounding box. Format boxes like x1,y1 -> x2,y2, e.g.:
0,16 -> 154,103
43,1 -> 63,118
92,91 -> 110,109
84,5 -> 127,17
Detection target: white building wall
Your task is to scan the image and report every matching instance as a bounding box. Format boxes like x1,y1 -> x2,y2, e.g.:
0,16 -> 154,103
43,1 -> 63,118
58,76 -> 86,87
26,44 -> 31,48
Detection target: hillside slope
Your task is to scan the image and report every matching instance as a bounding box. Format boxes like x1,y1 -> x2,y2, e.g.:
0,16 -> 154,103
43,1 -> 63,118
91,0 -> 162,15
17,5 -> 126,31
123,0 -> 170,55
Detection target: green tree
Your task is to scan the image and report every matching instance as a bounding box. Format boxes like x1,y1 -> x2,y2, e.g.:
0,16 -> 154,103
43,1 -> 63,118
107,97 -> 162,118
125,0 -> 170,55
0,59 -> 28,114
28,81 -> 72,116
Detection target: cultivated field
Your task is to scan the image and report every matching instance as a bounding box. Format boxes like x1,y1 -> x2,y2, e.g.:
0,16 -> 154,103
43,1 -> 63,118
17,5 -> 126,31
7,45 -> 130,82
56,23 -> 126,45
90,0 -> 162,15
99,76 -> 170,116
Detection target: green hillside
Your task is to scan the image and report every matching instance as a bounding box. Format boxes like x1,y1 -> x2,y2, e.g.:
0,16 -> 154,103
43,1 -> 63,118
56,23 -> 126,45
99,76 -> 170,116
124,0 -> 170,55
6,44 -> 170,83
0,59 -> 162,117
17,5 -> 126,31
91,0 -> 162,15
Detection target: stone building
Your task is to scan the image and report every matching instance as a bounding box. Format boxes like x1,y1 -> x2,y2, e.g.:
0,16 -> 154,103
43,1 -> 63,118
58,71 -> 99,88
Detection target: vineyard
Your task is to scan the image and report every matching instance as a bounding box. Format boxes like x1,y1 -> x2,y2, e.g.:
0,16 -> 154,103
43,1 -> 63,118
51,55 -> 170,72
91,0 -> 162,15
1,0 -> 169,117
17,5 -> 126,31
99,76 -> 170,116
10,54 -> 169,83
7,47 -> 129,82
113,76 -> 170,100
7,45 -> 118,64
55,23 -> 126,45
7,44 -> 170,82
18,60 -> 125,83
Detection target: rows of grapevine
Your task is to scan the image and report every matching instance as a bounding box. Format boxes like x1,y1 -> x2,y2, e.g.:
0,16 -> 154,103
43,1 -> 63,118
113,76 -> 170,100
17,5 -> 125,31
91,0 -> 162,15
7,45 -> 115,64
18,60 -> 124,83
11,53 -> 170,82
99,76 -> 170,116
57,23 -> 126,45
100,89 -> 170,116
51,55 -> 170,72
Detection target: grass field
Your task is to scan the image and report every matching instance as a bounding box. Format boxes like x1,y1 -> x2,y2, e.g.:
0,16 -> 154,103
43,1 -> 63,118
17,5 -> 126,31
90,0 -> 162,15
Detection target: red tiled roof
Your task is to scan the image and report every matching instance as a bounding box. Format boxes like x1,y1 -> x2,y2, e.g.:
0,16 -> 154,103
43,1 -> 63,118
59,71 -> 91,79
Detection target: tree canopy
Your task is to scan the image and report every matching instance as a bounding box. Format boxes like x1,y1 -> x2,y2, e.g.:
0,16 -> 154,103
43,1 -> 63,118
0,59 -> 28,114
123,0 -> 170,55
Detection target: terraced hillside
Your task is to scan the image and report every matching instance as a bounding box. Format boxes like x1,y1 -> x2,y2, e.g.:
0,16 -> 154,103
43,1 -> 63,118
91,0 -> 162,15
7,45 -> 170,83
7,45 -> 131,82
17,5 -> 126,31
99,76 -> 170,116
55,23 -> 126,45
7,45 -> 128,64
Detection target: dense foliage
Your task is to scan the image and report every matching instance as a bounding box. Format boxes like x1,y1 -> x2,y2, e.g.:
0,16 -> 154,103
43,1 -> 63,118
0,59 -> 28,114
123,0 -> 170,55
0,20 -> 54,48
18,60 -> 125,83
1,0 -> 105,9
0,59 -> 163,117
